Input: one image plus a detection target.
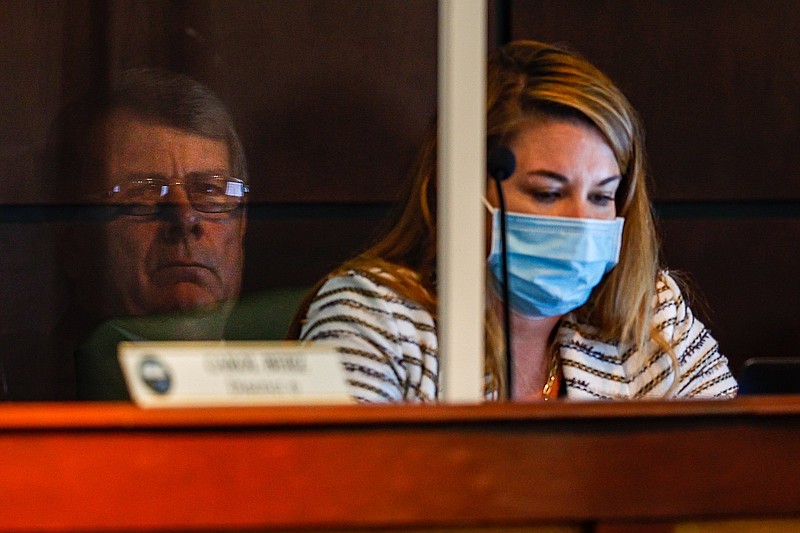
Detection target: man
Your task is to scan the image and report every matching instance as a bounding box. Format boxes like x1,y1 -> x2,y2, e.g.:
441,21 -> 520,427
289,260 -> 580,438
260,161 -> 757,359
56,69 -> 251,398
98,106 -> 246,318
61,68 -> 248,325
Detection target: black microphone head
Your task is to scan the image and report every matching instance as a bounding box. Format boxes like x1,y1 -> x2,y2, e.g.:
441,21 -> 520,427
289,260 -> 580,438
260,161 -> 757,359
487,145 -> 516,181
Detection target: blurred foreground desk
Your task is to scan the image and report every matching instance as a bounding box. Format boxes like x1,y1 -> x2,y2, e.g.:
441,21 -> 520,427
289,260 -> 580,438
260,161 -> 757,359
1,397 -> 799,532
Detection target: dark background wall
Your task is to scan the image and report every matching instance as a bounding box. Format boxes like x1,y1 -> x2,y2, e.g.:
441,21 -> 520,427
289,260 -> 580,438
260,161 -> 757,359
0,0 -> 797,399
508,0 -> 800,377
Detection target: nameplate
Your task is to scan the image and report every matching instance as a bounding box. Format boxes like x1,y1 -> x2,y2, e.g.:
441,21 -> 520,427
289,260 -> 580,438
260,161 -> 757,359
118,341 -> 353,407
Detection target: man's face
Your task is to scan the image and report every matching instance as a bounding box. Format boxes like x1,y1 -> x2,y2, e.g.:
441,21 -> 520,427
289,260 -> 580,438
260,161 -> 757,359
98,110 -> 246,316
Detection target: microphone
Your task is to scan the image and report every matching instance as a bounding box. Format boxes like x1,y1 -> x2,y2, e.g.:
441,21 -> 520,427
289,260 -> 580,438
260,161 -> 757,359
487,145 -> 515,400
488,145 -> 516,182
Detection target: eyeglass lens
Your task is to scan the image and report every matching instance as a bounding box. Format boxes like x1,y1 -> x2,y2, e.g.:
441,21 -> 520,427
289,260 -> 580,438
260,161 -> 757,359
111,175 -> 247,214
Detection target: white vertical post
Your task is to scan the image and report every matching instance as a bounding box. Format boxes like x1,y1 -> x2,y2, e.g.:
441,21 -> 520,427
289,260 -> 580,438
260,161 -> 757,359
438,0 -> 486,402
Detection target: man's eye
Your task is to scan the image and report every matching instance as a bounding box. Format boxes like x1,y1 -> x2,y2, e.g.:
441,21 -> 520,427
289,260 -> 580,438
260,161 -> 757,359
124,180 -> 164,199
193,180 -> 227,196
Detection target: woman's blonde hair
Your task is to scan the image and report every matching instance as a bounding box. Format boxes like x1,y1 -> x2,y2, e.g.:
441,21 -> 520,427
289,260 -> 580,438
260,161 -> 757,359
292,40 -> 664,394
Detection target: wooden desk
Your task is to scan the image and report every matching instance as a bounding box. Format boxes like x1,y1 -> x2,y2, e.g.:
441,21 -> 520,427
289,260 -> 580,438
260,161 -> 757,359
1,397 -> 799,531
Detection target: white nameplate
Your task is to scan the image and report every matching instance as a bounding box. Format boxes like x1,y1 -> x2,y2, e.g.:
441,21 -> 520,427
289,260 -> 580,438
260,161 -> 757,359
118,341 -> 353,407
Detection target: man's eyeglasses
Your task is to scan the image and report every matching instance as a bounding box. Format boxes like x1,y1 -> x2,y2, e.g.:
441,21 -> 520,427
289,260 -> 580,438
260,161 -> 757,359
104,174 -> 248,216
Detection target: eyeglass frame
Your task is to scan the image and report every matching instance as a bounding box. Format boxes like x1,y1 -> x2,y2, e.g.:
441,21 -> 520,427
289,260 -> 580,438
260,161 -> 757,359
100,173 -> 249,216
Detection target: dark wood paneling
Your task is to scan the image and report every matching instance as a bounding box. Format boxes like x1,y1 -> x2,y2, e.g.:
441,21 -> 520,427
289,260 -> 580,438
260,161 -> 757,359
103,0 -> 438,204
2,1 -> 437,205
659,215 -> 800,377
104,1 -> 181,73
0,1 -> 67,204
241,204 -> 392,292
511,0 -> 800,201
0,214 -> 73,400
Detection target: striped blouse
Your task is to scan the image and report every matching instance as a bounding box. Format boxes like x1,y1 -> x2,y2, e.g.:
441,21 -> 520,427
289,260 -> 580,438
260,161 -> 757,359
299,269 -> 738,402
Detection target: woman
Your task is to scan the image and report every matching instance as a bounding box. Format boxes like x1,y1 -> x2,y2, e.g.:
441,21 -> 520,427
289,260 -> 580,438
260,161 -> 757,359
291,40 -> 738,402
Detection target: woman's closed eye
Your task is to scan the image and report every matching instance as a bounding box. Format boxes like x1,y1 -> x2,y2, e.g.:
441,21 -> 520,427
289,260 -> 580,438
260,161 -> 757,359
589,192 -> 615,206
532,189 -> 562,203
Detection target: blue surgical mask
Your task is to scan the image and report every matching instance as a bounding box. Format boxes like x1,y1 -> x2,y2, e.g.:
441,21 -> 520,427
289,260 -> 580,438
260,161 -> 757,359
485,201 -> 624,318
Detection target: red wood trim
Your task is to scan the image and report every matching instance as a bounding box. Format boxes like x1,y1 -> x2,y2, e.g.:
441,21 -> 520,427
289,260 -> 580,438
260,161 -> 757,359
0,398 -> 798,531
1,395 -> 799,430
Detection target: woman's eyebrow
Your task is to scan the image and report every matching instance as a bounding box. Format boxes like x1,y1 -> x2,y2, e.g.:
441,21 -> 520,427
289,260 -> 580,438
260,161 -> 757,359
526,171 -> 622,186
599,175 -> 622,186
527,170 -> 567,182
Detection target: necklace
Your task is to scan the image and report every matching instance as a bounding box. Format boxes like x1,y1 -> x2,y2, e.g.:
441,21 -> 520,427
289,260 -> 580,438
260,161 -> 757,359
541,346 -> 560,400
507,344 -> 560,400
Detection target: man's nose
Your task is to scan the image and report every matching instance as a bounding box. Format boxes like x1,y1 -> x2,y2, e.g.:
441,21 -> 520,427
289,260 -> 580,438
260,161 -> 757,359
160,184 -> 202,234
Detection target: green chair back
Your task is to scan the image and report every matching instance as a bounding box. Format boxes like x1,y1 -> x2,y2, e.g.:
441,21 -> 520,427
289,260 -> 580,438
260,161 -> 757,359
74,286 -> 310,401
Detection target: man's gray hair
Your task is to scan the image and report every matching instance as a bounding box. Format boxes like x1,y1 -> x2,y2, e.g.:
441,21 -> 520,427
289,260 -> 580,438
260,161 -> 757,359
54,68 -> 247,200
